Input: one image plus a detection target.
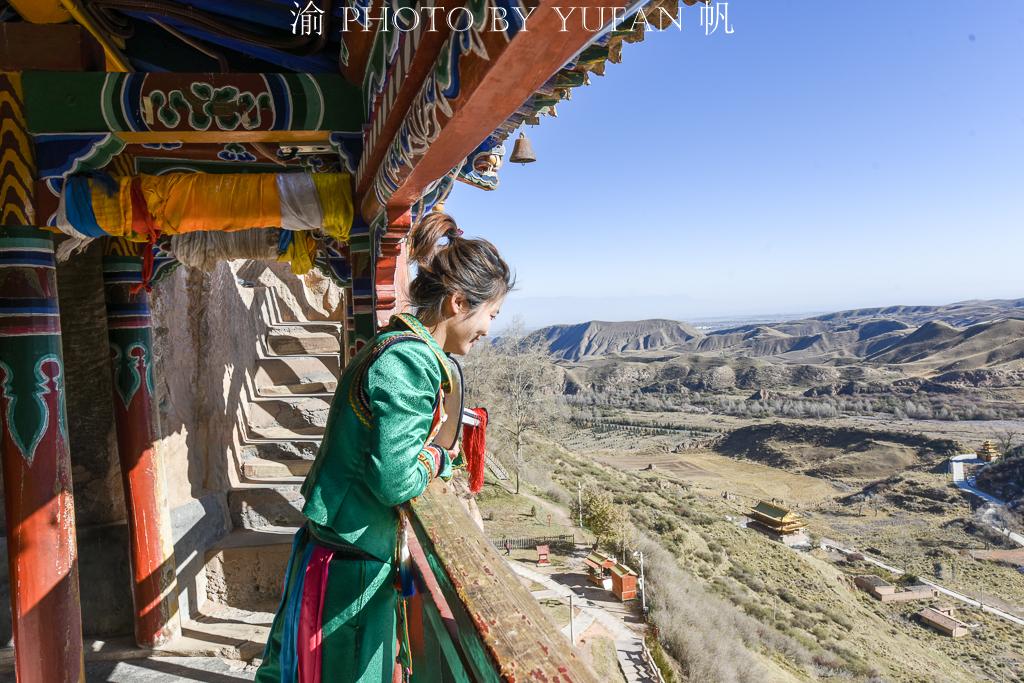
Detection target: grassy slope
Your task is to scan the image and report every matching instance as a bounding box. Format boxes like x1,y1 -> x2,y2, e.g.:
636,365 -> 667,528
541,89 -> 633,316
489,434 -> 1023,683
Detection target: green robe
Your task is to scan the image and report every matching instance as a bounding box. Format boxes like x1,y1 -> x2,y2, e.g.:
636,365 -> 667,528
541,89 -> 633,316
256,314 -> 453,683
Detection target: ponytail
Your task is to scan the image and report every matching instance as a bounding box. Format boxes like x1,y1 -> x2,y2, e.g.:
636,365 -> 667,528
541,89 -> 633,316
406,211 -> 513,322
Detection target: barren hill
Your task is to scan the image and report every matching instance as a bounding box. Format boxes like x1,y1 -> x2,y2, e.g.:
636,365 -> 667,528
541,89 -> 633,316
530,299 -> 1024,374
526,319 -> 702,361
867,318 -> 1024,372
810,298 -> 1024,328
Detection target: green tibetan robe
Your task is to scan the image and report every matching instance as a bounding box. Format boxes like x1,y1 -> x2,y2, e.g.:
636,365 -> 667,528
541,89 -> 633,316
256,313 -> 453,683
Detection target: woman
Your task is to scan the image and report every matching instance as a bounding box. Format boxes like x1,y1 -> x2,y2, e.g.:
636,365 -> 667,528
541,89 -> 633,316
255,212 -> 512,683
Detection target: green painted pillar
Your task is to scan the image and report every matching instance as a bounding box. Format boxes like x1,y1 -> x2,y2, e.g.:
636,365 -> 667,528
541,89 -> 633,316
0,68 -> 85,683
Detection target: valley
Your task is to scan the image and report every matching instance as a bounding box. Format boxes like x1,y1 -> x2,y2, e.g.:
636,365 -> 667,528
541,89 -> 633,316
473,297 -> 1024,682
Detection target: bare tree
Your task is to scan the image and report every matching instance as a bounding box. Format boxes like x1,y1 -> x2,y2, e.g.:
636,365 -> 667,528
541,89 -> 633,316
994,429 -> 1021,456
462,316 -> 563,493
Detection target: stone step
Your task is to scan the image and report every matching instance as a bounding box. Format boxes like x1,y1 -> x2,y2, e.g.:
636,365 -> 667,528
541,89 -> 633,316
170,602 -> 272,662
244,397 -> 330,437
83,657 -> 257,682
242,456 -> 314,479
254,357 -> 340,394
228,483 -> 306,530
258,287 -> 343,328
241,440 -> 320,463
258,380 -> 337,397
205,526 -> 297,614
266,330 -> 341,356
0,604 -> 272,681
245,423 -> 325,441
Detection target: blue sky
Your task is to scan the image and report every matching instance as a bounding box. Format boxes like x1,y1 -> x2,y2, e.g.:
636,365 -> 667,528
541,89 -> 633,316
446,1 -> 1024,329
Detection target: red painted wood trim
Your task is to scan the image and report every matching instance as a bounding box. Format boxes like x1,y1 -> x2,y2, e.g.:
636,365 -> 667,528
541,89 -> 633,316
363,0 -> 635,220
354,0 -> 463,199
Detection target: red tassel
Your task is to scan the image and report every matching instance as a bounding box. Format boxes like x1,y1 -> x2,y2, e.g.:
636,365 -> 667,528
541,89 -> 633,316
128,177 -> 159,293
462,407 -> 487,494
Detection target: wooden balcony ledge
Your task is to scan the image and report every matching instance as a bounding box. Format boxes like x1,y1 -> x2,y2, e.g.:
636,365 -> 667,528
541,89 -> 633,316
408,479 -> 599,682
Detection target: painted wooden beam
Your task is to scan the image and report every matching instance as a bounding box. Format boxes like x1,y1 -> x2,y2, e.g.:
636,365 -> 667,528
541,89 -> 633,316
21,72 -> 363,135
115,131 -> 333,144
338,0 -> 382,87
361,0 -> 640,222
354,0 -> 464,200
410,479 -> 599,681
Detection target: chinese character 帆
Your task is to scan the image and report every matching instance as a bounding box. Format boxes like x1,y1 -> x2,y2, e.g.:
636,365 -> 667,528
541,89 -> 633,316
701,1 -> 735,36
292,0 -> 325,36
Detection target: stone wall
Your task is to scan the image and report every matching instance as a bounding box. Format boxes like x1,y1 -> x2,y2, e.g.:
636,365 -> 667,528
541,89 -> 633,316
150,261 -> 261,623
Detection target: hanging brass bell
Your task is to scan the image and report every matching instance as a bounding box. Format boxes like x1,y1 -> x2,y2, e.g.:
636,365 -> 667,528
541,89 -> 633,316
509,131 -> 536,164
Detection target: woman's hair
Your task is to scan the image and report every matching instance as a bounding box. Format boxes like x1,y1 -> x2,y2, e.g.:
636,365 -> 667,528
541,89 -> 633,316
407,211 -> 514,322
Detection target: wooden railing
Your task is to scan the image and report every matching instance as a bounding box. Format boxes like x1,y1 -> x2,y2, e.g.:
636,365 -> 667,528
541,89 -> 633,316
642,638 -> 668,683
408,480 -> 599,682
490,534 -> 576,551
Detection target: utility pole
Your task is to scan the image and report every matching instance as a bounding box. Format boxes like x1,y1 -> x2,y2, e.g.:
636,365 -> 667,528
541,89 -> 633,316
569,594 -> 575,644
634,550 -> 647,615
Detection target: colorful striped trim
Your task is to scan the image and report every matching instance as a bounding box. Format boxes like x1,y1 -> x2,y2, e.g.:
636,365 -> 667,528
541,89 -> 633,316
422,445 -> 444,479
107,317 -> 151,330
417,451 -> 435,479
0,250 -> 56,269
0,315 -> 61,336
347,332 -> 424,429
390,313 -> 452,393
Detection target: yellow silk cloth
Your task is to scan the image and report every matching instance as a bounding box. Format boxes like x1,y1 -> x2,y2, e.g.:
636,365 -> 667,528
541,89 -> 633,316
80,172 -> 353,244
140,173 -> 282,234
280,231 -> 317,275
312,173 -> 353,242
89,177 -> 135,239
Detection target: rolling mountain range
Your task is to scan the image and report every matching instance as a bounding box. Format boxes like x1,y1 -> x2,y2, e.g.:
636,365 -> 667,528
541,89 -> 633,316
527,299 -> 1024,370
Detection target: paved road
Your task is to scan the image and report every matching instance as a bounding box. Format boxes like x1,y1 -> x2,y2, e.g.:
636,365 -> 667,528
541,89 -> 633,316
510,561 -> 662,683
821,538 -> 1024,628
949,454 -> 1024,546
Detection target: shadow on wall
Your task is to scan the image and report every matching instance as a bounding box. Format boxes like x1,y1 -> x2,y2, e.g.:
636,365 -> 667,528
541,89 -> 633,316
151,259 -> 341,624
150,262 -> 258,623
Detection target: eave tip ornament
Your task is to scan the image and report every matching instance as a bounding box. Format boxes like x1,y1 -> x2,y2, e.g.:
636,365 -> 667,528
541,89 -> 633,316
509,132 -> 536,164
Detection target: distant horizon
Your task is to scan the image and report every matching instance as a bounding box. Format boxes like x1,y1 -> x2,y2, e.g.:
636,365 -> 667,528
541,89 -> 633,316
497,292 -> 1024,331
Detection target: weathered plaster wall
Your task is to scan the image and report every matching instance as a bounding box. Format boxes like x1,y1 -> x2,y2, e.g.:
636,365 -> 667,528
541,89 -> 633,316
150,259 -> 300,622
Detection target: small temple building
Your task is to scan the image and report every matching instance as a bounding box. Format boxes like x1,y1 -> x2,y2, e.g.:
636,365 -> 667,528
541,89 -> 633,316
853,575 -> 937,603
746,500 -> 811,547
976,440 -> 1001,462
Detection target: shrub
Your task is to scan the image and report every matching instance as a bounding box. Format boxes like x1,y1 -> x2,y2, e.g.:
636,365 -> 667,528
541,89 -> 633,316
638,534 -> 813,682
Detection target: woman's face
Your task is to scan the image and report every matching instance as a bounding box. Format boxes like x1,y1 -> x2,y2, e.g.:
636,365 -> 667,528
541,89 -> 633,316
445,294 -> 503,355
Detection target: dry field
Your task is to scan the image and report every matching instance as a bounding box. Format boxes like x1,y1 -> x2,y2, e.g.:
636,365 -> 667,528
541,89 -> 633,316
593,450 -> 840,506
482,411 -> 1024,682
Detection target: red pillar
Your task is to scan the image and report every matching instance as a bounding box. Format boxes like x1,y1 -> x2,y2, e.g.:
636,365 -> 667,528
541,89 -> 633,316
102,255 -> 181,647
0,72 -> 85,683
